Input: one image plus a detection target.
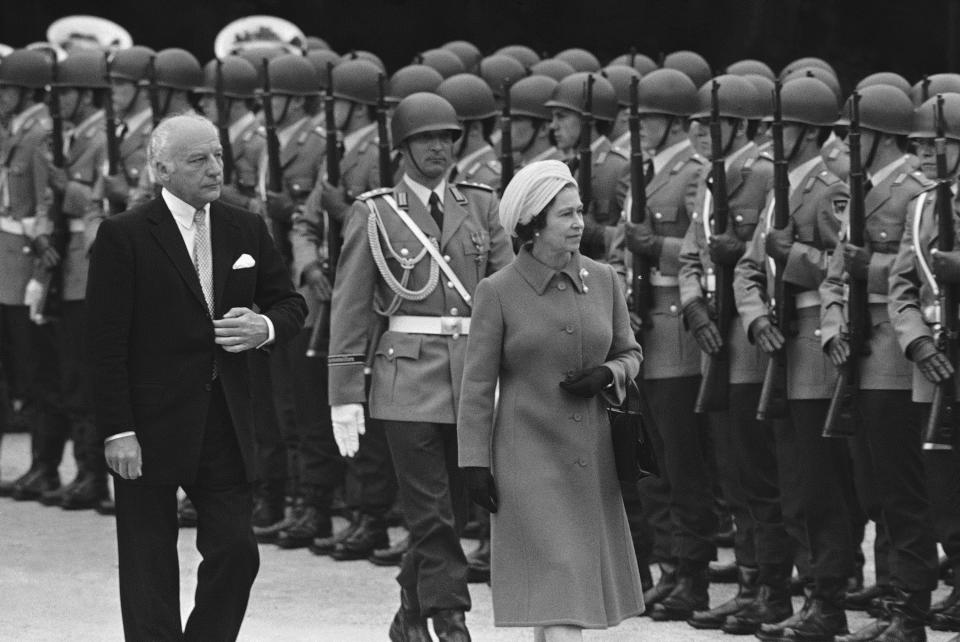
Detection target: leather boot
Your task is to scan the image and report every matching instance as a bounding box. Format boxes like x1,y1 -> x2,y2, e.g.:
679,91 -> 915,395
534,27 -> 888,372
466,539 -> 490,584
177,496 -> 197,527
276,506 -> 332,549
833,618 -> 892,642
688,565 -> 759,629
388,589 -> 431,642
932,592 -> 960,632
845,583 -> 891,612
310,511 -> 359,556
40,473 -> 84,506
331,512 -> 389,561
431,609 -> 470,642
254,498 -> 302,544
873,588 -> 929,642
60,475 -> 109,510
650,563 -> 709,621
12,467 -> 60,501
252,481 -> 285,528
642,561 -> 678,612
754,595 -> 810,641
933,586 -> 960,617
722,564 -> 794,635
778,579 -> 848,640
369,535 -> 410,567
709,559 -> 739,584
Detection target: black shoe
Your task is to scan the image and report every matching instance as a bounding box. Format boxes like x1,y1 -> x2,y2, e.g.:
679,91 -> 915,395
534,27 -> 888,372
778,595 -> 848,640
177,496 -> 197,527
713,521 -> 736,548
461,519 -> 484,540
833,618 -> 892,642
722,584 -> 794,635
643,562 -> 678,612
254,500 -> 301,544
369,535 -> 410,567
95,498 -> 115,515
934,587 -> 960,617
845,583 -> 890,612
60,476 -> 109,510
251,494 -> 285,529
276,506 -> 332,549
330,513 -> 389,561
12,468 -> 59,501
309,512 -> 359,556
932,593 -> 960,631
466,539 -> 490,584
871,588 -> 929,641
753,597 -> 810,641
709,560 -> 740,584
0,479 -> 16,497
39,482 -> 73,506
388,589 -> 431,642
431,609 -> 470,642
650,567 -> 709,622
688,566 -> 758,629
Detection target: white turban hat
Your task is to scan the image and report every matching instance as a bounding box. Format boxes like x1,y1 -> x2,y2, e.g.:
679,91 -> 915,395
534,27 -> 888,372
498,159 -> 578,237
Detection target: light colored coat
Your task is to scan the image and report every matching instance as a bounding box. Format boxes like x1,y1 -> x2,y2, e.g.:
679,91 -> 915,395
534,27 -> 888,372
458,248 -> 643,627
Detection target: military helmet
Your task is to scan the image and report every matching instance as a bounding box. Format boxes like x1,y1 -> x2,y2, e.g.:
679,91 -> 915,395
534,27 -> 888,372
554,48 -> 601,73
856,72 -> 910,96
608,52 -> 658,76
744,74 -> 775,118
108,45 -> 155,83
480,54 -> 527,98
529,59 -> 575,82
663,50 -> 712,89
388,64 -> 444,103
236,46 -> 287,86
910,93 -> 960,140
837,85 -> 913,136
306,49 -> 342,90
437,73 -> 498,121
197,56 -> 259,99
151,48 -> 203,92
417,48 -> 466,79
910,74 -> 960,107
305,36 -> 330,51
691,74 -> 763,121
390,92 -> 462,148
782,67 -> 841,104
725,59 -> 775,82
266,54 -> 320,97
601,64 -> 642,108
0,48 -> 52,88
55,50 -> 110,89
775,77 -> 838,126
441,40 -> 482,73
495,45 -> 541,69
781,56 -> 837,80
331,59 -> 381,105
509,75 -> 559,121
544,71 -> 619,121
344,50 -> 385,73
635,68 -> 699,117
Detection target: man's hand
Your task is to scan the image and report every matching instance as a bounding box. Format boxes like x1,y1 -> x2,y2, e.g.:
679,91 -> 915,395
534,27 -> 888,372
331,403 -> 366,457
910,336 -> 955,384
266,190 -> 295,223
49,166 -> 68,194
764,225 -> 794,263
105,434 -> 142,480
462,466 -> 498,514
103,173 -> 130,201
214,307 -> 269,353
24,278 -> 44,322
826,335 -> 851,367
32,235 -> 61,269
683,298 -> 722,355
932,249 -> 960,285
624,221 -> 664,259
750,315 -> 786,354
707,232 -> 746,266
842,243 -> 871,280
319,178 -> 352,221
302,261 -> 332,302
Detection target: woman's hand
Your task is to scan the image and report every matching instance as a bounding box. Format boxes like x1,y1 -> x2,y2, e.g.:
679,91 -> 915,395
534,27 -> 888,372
462,467 -> 498,513
559,366 -> 613,398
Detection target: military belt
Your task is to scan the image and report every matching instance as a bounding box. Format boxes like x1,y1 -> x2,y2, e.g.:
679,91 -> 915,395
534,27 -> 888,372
389,315 -> 471,337
795,289 -> 821,309
650,271 -> 679,287
0,215 -> 36,237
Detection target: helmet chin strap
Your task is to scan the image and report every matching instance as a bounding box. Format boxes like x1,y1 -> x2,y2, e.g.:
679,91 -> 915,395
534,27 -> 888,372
519,121 -> 541,155
456,121 -> 471,159
787,124 -> 809,162
721,119 -> 741,158
655,115 -> 676,153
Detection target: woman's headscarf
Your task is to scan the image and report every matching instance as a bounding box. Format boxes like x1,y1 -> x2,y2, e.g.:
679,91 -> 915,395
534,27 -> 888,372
498,159 -> 578,237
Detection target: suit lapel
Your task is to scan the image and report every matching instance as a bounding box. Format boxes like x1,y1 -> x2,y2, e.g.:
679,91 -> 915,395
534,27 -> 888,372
211,202 -> 241,315
147,198 -> 207,311
441,185 -> 468,251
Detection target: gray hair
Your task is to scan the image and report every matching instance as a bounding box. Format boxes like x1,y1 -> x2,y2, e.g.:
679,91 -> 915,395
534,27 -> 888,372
147,112 -> 219,169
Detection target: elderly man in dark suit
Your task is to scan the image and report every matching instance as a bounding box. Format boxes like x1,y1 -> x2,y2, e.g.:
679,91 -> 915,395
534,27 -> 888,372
86,113 -> 306,642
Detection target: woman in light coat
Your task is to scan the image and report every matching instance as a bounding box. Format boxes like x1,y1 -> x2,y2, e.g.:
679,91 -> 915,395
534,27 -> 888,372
457,160 -> 644,641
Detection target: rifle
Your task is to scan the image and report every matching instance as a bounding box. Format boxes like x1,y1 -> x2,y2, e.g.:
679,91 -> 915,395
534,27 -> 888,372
214,58 -> 235,185
628,75 -> 653,331
260,58 -> 283,194
923,94 -> 959,450
146,54 -> 161,128
376,73 -> 392,188
577,74 -> 595,209
823,92 -> 867,438
694,79 -> 734,413
756,80 -> 792,420
324,62 -> 341,186
103,51 -> 121,214
500,78 -> 514,194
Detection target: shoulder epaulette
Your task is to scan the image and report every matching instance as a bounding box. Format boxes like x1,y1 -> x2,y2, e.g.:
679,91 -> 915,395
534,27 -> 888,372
456,180 -> 495,192
449,185 -> 468,204
743,157 -> 756,171
903,171 -> 935,190
759,151 -> 774,162
485,159 -> 502,174
396,190 -> 408,209
815,169 -> 841,186
356,187 -> 392,202
595,150 -> 608,164
671,159 -> 686,174
690,152 -> 706,164
314,125 -> 326,137
256,125 -> 266,136
242,129 -> 254,143
804,176 -> 817,192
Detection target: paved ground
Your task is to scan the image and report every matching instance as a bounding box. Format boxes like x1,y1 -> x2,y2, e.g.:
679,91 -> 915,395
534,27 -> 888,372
1,432 -> 957,641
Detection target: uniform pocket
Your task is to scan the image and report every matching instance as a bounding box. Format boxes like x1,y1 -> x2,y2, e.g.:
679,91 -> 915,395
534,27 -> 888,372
374,332 -> 423,405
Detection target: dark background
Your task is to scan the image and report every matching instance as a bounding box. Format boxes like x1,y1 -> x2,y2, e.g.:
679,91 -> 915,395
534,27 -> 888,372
3,0 -> 959,93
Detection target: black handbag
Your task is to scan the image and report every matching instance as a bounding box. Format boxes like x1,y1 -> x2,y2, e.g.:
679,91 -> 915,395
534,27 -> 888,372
607,379 -> 659,483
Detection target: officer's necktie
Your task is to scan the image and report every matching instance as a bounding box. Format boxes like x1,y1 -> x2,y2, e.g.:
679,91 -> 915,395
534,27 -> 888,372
643,159 -> 654,184
429,192 -> 444,232
864,179 -> 874,196
193,209 -> 214,317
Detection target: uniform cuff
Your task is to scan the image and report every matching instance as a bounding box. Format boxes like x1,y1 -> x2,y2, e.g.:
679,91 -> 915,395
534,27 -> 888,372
255,314 -> 275,349
104,431 -> 136,444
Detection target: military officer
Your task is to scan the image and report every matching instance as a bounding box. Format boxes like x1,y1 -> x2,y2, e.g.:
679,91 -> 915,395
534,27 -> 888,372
733,76 -> 854,641
328,92 -> 513,642
507,75 -> 565,168
438,73 -> 502,192
677,74 -> 794,633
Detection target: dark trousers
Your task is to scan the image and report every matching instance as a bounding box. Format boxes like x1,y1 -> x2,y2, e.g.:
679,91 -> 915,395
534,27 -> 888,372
57,301 -> 102,479
639,376 -> 717,566
267,335 -> 299,495
250,347 -> 285,492
384,420 -> 470,615
922,402 -> 960,576
345,410 -> 397,516
771,410 -> 811,580
788,399 -> 855,582
31,315 -> 70,475
0,304 -> 35,403
114,383 -> 259,641
710,400 -> 757,569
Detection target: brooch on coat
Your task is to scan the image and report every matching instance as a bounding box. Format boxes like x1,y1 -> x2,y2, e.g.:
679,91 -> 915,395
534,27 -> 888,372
579,268 -> 589,293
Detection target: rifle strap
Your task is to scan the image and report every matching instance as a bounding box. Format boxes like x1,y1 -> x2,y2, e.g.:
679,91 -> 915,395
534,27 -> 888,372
913,191 -> 939,298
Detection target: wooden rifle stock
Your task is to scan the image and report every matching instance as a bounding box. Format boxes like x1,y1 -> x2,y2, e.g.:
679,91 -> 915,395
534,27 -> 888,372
577,74 -> 594,209
376,73 -> 392,188
102,51 -> 121,213
214,59 -> 235,185
628,75 -> 653,333
260,59 -> 283,194
500,79 -> 514,194
146,55 -> 161,128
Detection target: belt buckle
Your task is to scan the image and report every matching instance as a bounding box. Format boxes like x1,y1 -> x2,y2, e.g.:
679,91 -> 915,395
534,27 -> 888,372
441,316 -> 462,339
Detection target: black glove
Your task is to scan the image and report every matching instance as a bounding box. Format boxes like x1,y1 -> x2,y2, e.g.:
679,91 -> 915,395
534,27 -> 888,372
462,466 -> 498,513
707,232 -> 746,266
32,235 -> 61,269
826,335 -> 850,367
749,315 -> 786,355
624,221 -> 663,259
559,365 -> 613,398
842,243 -> 871,280
302,261 -> 332,302
683,297 -> 722,355
764,225 -> 794,263
932,249 -> 960,285
266,190 -> 295,223
908,336 -> 955,384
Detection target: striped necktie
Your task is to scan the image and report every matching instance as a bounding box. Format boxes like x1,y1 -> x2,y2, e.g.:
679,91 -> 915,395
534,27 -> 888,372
193,209 -> 214,317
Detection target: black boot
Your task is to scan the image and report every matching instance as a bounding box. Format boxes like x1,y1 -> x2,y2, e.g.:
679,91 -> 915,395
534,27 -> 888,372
369,535 -> 410,567
650,562 -> 709,621
643,561 -> 678,612
687,565 -> 759,629
252,480 -> 285,528
95,497 -> 115,515
11,466 -> 60,501
254,497 -> 301,544
309,510 -> 359,556
60,475 -> 109,510
466,538 -> 490,584
709,560 -> 740,584
40,473 -> 84,506
933,586 -> 960,617
276,506 -> 332,549
722,564 -> 793,635
330,512 -> 389,561
431,609 -> 470,642
388,589 -> 431,642
845,583 -> 891,612
873,588 -> 929,642
778,579 -> 848,640
833,618 -> 892,642
177,496 -> 197,527
754,595 -> 810,641
932,590 -> 960,632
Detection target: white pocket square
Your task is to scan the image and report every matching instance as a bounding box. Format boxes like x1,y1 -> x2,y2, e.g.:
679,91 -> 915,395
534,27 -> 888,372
232,254 -> 256,270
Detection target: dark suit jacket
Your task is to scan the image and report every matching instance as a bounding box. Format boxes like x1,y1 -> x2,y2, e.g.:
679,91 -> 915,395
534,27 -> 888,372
86,196 -> 306,485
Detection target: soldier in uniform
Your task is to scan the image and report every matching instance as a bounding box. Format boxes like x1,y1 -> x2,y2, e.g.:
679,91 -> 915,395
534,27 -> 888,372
438,73 -> 502,192
888,93 -> 960,637
545,71 -> 629,260
327,92 -> 513,641
733,76 -> 854,641
602,64 -> 643,156
821,84 -> 938,642
507,75 -> 565,168
614,67 -> 712,621
0,50 -> 58,499
677,74 -> 795,633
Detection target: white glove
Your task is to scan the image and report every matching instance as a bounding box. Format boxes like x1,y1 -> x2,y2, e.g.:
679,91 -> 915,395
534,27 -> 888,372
330,403 -> 366,457
24,279 -> 44,323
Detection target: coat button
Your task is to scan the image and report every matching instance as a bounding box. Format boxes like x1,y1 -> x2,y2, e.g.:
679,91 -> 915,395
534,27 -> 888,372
654,212 -> 662,219
576,457 -> 587,467
735,214 -> 743,223
388,347 -> 395,356
204,383 -> 212,391
813,328 -> 822,337
400,248 -> 410,256
669,304 -> 678,314
450,307 -> 459,315
692,213 -> 699,220
444,255 -> 452,262
447,280 -> 454,288
565,325 -> 574,334
557,282 -> 567,291
573,413 -> 582,422
879,231 -> 888,239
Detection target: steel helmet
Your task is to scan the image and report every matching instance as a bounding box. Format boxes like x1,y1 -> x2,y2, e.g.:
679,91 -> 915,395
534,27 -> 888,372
0,48 -> 52,88
663,50 -> 712,89
529,59 -> 576,82
837,85 -> 914,135
237,46 -> 287,86
602,64 -> 642,107
509,75 -> 559,121
782,67 -> 841,104
437,73 -> 498,121
554,48 -> 601,73
725,59 -> 776,82
635,68 -> 699,117
56,50 -> 110,89
608,52 -> 658,76
151,48 -> 203,92
441,40 -> 482,73
417,48 -> 466,79
856,72 -> 911,96
265,54 -> 320,97
495,45 -> 541,69
197,56 -> 259,99
744,74 -> 776,118
691,74 -> 763,121
305,36 -> 330,51
306,49 -> 342,90
388,64 -> 444,103
910,74 -> 960,107
781,56 -> 837,80
544,71 -> 619,121
390,92 -> 462,148
910,93 -> 960,140
775,77 -> 839,126
344,50 -> 385,73
331,58 -> 381,105
108,45 -> 155,83
480,54 -> 527,98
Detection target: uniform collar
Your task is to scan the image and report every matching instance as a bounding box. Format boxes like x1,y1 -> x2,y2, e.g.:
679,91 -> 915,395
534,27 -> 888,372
228,111 -> 257,144
402,173 -> 446,209
513,245 -> 587,295
70,109 -> 105,137
455,143 -> 493,174
161,187 -> 210,230
868,157 -> 902,187
611,131 -> 631,151
124,107 -> 152,133
526,146 -> 561,164
278,116 -> 309,148
342,122 -> 377,155
10,102 -> 46,135
724,141 -> 755,172
652,139 -> 691,175
788,155 -> 823,196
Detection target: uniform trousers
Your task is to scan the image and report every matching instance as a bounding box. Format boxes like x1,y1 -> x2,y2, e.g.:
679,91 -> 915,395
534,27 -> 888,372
0,304 -> 35,405
710,400 -> 758,569
771,410 -> 811,581
922,403 -> 960,577
114,381 -> 259,642
57,300 -> 102,479
384,420 -> 470,615
30,314 -> 70,475
250,347 -> 285,492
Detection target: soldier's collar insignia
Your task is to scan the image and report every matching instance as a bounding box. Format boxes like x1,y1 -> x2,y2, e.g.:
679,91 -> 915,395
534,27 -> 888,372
396,190 -> 408,210
449,185 -> 467,205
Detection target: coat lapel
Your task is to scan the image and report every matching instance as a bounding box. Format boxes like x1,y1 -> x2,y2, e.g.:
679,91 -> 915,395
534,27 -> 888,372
211,202 -> 241,315
397,182 -> 442,239
441,185 -> 469,250
865,178 -> 893,219
147,198 -> 207,311
280,120 -> 309,169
